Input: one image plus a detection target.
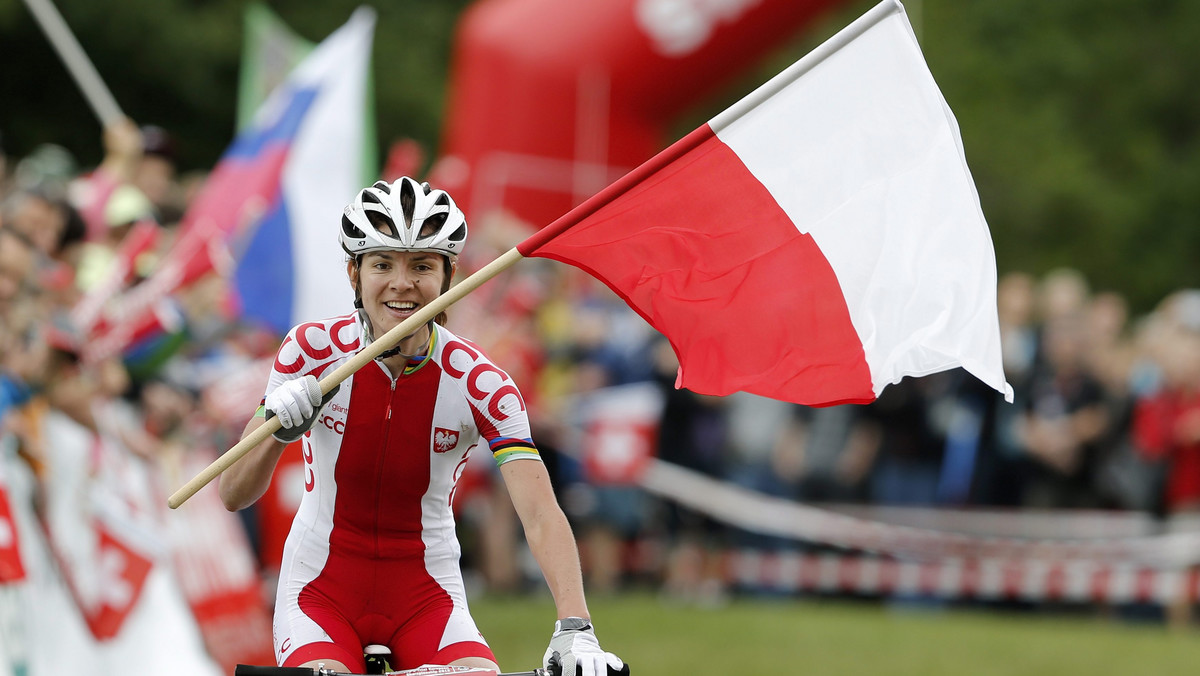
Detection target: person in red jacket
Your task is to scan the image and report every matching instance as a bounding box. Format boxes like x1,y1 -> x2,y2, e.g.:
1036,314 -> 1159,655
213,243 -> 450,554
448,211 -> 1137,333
1132,323 -> 1200,513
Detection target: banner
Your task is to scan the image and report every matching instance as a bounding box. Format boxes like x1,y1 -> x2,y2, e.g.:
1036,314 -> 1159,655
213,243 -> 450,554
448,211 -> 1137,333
165,449 -> 275,671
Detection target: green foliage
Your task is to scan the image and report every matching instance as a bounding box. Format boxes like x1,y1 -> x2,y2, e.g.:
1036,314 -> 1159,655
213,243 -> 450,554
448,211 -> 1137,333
919,0 -> 1200,310
473,593 -> 1200,676
1,0 -> 1195,310
0,0 -> 470,171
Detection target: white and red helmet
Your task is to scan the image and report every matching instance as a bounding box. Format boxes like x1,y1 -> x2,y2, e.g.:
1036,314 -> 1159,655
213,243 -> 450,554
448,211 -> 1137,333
340,176 -> 467,259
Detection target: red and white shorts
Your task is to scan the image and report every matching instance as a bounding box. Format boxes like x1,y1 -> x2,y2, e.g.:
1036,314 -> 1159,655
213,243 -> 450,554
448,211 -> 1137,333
274,548 -> 494,671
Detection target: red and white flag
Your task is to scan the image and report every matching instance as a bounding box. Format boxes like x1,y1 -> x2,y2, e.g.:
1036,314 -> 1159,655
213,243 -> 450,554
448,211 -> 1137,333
82,520 -> 156,641
517,0 -> 1012,406
0,482 -> 26,583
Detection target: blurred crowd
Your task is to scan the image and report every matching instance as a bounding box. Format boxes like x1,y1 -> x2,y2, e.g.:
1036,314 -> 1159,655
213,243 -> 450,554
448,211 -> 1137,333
3,121 -> 1200,617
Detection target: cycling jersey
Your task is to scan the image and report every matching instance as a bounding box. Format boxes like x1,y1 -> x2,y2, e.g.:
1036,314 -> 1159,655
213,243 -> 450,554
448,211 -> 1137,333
264,314 -> 539,669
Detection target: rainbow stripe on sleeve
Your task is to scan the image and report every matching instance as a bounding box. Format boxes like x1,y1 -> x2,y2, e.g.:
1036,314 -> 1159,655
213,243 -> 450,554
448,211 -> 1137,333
489,436 -> 540,466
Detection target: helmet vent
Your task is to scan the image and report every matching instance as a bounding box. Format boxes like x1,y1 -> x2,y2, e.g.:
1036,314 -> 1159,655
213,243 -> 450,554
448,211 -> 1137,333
341,214 -> 365,240
419,213 -> 447,239
368,212 -> 396,238
399,179 -> 416,226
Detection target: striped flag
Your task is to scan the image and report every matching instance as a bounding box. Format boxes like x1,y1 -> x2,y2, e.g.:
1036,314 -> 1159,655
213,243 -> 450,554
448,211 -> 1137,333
227,6 -> 377,334
236,2 -> 313,132
88,7 -> 377,355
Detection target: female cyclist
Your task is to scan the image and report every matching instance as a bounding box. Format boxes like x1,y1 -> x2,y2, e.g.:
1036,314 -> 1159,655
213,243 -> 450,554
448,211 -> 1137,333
219,177 -> 625,676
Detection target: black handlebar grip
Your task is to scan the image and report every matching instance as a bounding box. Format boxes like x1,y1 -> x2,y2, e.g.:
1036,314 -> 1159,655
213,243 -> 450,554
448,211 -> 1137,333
544,659 -> 630,676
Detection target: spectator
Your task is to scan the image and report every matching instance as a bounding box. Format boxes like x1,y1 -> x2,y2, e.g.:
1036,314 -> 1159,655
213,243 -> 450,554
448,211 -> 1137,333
0,227 -> 35,316
5,189 -> 71,258
134,125 -> 181,222
997,271 -> 1039,388
1131,312 -> 1200,515
856,372 -> 955,506
1018,314 -> 1111,508
651,336 -> 729,604
70,117 -> 144,242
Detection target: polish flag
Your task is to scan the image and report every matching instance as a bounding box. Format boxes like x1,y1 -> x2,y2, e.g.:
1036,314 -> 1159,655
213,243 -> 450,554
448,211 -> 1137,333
517,0 -> 1012,406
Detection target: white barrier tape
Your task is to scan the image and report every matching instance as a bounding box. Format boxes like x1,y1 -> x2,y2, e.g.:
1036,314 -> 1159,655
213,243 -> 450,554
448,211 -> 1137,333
813,503 -> 1171,540
639,460 -> 1200,568
724,549 -> 1200,605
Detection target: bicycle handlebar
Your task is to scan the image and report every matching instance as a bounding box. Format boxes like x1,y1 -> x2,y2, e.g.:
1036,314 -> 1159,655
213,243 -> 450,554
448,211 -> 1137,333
235,667 -> 547,676
234,663 -> 628,676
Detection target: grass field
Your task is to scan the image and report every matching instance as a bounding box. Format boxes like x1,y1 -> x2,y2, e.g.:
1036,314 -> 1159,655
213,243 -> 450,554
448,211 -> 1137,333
471,593 -> 1200,676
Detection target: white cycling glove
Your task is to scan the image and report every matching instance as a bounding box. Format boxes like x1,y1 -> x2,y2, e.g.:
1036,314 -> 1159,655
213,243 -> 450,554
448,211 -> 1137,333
543,618 -> 627,676
264,375 -> 337,443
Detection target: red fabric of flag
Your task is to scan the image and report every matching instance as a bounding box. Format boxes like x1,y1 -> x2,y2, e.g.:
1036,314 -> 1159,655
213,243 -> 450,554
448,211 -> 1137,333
518,126 -> 873,406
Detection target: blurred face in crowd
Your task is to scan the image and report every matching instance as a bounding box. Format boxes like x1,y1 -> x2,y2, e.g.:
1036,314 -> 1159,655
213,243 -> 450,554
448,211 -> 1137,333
1041,316 -> 1088,375
0,228 -> 35,311
1037,268 -> 1089,324
1162,328 -> 1200,391
9,192 -> 65,256
136,154 -> 175,210
997,271 -> 1035,329
141,380 -> 193,437
1086,292 -> 1128,347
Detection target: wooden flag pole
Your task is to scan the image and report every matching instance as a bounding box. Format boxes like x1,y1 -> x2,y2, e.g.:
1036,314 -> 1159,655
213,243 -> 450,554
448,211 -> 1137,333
167,247 -> 524,509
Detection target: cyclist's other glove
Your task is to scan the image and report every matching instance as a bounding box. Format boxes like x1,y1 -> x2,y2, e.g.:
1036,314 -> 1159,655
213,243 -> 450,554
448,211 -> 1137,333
264,375 -> 339,443
544,618 -> 628,676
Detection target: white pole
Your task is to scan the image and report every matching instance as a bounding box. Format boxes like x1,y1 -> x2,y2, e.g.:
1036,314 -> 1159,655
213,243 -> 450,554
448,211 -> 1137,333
21,0 -> 125,126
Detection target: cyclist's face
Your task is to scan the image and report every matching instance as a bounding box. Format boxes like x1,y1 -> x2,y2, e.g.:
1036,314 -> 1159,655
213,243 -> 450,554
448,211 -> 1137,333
353,250 -> 448,344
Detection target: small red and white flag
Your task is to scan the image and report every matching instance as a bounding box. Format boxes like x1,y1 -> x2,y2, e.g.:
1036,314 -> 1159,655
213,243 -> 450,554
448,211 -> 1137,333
82,520 -> 156,641
517,0 -> 1012,407
0,483 -> 26,583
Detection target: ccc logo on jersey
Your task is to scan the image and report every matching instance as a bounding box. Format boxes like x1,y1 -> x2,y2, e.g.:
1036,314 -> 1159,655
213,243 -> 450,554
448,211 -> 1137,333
274,318 -> 359,374
440,340 -> 526,421
321,415 -> 345,435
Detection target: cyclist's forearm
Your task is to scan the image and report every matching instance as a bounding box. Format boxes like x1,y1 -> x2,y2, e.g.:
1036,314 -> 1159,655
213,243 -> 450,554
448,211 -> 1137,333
219,415 -> 288,511
528,508 -> 590,618
503,460 -> 591,619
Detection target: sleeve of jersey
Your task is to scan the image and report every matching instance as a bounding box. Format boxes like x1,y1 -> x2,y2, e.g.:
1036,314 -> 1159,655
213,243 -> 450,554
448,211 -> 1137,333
256,326 -> 305,418
468,381 -> 540,467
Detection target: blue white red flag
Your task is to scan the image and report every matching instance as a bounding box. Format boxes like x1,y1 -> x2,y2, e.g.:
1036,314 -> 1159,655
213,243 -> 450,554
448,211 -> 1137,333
227,7 -> 376,334
87,8 -> 376,357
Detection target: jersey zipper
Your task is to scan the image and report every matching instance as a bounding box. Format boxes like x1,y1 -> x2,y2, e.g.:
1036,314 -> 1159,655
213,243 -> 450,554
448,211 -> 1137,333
374,376 -> 398,558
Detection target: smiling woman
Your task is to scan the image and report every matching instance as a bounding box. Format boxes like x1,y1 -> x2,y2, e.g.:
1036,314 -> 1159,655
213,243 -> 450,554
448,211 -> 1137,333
217,176 -> 628,676
351,249 -> 451,361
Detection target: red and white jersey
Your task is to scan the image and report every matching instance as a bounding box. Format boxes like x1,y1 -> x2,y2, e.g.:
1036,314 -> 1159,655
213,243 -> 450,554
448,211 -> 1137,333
264,314 -> 540,561
265,315 -> 538,666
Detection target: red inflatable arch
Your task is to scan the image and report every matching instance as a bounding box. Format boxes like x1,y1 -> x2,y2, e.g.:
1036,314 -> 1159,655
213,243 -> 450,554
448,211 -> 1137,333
433,0 -> 851,233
